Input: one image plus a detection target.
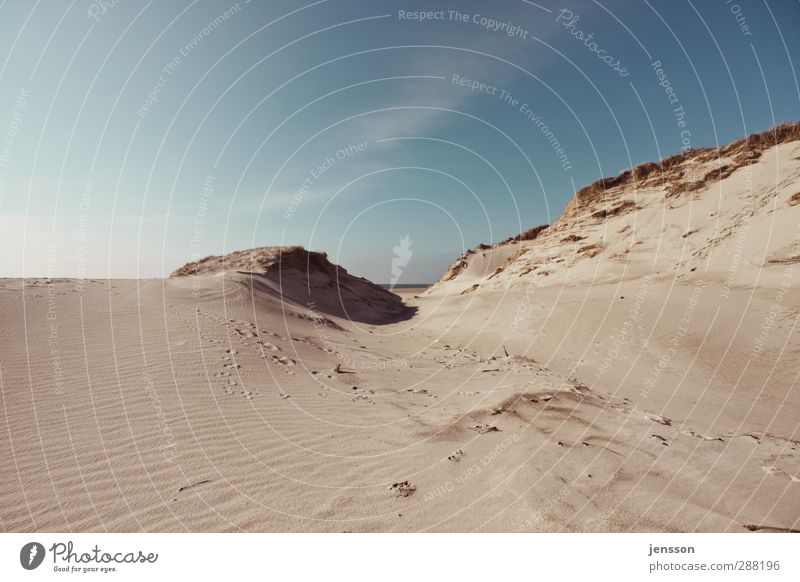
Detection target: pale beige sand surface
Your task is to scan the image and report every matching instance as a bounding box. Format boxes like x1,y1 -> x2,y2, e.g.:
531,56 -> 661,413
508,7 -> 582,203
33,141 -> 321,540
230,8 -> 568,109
2,126 -> 799,532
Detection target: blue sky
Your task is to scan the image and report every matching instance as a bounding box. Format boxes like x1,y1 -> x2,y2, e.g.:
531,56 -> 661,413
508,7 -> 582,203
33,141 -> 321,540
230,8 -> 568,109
1,0 -> 798,282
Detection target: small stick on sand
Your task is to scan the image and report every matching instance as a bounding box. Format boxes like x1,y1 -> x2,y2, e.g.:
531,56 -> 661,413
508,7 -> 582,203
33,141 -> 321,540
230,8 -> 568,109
743,524 -> 800,533
333,363 -> 354,374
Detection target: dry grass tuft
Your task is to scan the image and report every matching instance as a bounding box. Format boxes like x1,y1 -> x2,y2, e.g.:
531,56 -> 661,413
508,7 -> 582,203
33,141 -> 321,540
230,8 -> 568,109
572,121 -> 800,206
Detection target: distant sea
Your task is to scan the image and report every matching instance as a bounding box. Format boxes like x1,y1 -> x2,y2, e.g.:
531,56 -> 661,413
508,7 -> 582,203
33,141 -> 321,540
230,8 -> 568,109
378,284 -> 431,289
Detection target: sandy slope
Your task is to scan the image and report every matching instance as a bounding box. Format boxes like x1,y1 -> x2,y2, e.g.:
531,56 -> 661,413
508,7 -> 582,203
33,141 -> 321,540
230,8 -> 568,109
1,126 -> 799,532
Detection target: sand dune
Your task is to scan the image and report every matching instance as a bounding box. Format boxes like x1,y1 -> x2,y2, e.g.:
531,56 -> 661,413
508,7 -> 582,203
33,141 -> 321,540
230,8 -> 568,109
432,122 -> 800,294
2,124 -> 799,532
171,245 -> 413,324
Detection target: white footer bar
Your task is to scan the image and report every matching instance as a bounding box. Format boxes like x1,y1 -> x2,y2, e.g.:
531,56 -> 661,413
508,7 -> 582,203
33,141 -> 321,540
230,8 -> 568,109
1,533 -> 796,581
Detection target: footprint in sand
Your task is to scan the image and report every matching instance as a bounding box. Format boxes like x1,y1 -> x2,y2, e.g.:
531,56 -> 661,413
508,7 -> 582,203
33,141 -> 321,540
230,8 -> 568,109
651,434 -> 669,446
272,355 -> 295,367
448,449 -> 464,462
470,424 -> 500,434
680,429 -> 724,442
406,388 -> 435,398
389,481 -> 416,497
645,413 -> 672,426
760,457 -> 800,482
220,378 -> 259,400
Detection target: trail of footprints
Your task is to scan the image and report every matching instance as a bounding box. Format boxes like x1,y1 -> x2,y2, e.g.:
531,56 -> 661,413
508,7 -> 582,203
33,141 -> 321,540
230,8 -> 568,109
170,307 -> 303,401
170,305 -> 404,405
